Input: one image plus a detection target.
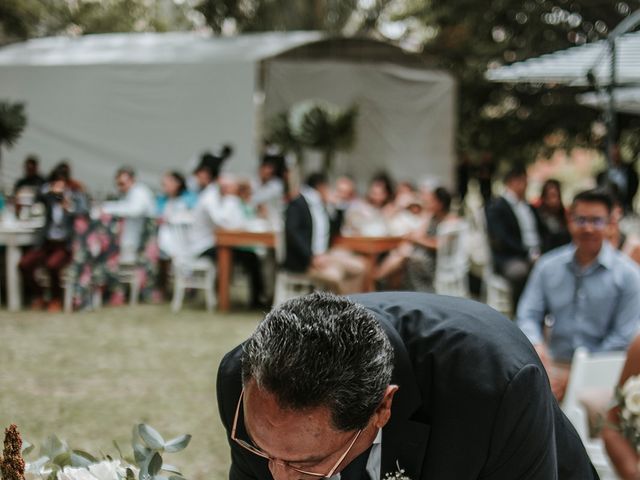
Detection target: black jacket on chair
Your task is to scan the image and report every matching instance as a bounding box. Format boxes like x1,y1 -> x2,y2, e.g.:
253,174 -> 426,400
217,292 -> 597,480
485,196 -> 544,273
282,194 -> 313,273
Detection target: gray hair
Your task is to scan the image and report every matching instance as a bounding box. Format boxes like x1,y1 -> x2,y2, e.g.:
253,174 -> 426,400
241,292 -> 394,431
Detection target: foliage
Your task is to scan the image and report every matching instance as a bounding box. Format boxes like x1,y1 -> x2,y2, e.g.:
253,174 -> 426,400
389,0 -> 640,166
0,101 -> 27,149
266,100 -> 358,173
19,424 -> 190,480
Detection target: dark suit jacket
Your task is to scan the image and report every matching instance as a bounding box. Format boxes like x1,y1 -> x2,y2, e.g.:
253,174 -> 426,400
486,196 -> 544,273
217,292 -> 597,480
282,194 -> 313,273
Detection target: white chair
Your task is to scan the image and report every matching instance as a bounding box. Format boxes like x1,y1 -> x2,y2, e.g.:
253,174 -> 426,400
434,220 -> 470,297
483,264 -> 512,317
117,257 -> 142,307
272,229 -> 318,306
166,220 -> 216,312
562,347 -> 626,479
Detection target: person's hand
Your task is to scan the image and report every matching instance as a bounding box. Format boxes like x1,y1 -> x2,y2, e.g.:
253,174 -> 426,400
312,254 -> 330,269
403,230 -> 422,243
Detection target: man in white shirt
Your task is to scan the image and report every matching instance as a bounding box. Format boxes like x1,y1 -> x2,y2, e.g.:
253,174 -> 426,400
486,165 -> 544,309
102,166 -> 156,261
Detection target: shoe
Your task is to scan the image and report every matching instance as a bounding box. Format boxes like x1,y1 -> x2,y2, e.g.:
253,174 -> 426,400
47,299 -> 63,313
30,297 -> 47,311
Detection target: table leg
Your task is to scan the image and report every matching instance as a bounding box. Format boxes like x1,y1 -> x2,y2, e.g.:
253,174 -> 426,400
363,254 -> 377,292
6,243 -> 22,311
217,245 -> 233,312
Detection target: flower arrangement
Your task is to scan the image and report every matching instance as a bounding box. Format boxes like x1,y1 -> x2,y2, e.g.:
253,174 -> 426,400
382,462 -> 411,480
0,424 -> 190,480
614,374 -> 640,450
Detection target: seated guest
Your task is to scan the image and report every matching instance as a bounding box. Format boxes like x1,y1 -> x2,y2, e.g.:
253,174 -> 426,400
13,155 -> 45,194
486,165 -> 543,307
607,197 -> 640,265
284,172 -> 366,294
602,334 -> 640,480
102,166 -> 156,261
375,187 -> 457,291
217,292 -> 598,479
19,171 -> 87,312
250,149 -> 287,228
342,172 -> 395,236
52,160 -> 85,193
517,189 -> 640,401
327,175 -> 358,237
536,179 -> 571,252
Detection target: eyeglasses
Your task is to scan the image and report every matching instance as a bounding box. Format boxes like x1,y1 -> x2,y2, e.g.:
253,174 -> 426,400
571,215 -> 609,230
231,388 -> 363,478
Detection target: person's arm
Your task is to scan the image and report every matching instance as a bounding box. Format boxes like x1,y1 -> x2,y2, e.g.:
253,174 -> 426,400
479,364 -> 561,479
602,335 -> 640,480
516,261 -> 547,352
103,187 -> 149,217
598,267 -> 640,352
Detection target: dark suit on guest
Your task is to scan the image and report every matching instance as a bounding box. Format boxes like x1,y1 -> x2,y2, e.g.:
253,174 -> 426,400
217,292 -> 597,480
486,195 -> 544,308
282,194 -> 313,273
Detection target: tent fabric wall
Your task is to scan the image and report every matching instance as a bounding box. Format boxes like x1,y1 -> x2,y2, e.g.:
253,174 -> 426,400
264,60 -> 455,188
0,62 -> 255,193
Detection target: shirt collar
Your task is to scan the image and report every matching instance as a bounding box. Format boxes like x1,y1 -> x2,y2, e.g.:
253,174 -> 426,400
503,189 -> 521,206
566,240 -> 615,271
301,186 -> 323,206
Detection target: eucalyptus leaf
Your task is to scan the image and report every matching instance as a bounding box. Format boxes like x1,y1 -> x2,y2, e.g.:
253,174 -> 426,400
148,452 -> 163,476
40,435 -> 68,459
133,443 -> 151,465
168,476 -> 186,480
52,452 -> 72,468
163,435 -> 191,453
25,456 -> 49,472
161,463 -> 181,474
126,467 -> 136,480
138,424 -> 165,450
22,440 -> 34,456
70,450 -> 95,468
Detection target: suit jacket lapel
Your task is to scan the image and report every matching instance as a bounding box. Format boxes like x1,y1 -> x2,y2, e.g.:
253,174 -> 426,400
376,317 -> 431,479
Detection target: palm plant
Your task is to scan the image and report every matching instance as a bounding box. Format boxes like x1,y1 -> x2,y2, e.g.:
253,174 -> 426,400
0,101 -> 27,193
266,99 -> 358,176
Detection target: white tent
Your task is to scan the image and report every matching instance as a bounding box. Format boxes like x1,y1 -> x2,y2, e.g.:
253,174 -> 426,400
485,31 -> 640,87
577,87 -> 640,114
0,32 -> 455,194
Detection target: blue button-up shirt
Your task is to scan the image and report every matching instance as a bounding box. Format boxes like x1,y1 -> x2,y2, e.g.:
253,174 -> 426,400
517,242 -> 640,362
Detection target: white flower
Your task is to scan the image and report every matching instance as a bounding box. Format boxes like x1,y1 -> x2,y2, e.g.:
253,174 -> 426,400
88,460 -> 128,480
57,466 -> 99,480
622,375 -> 640,415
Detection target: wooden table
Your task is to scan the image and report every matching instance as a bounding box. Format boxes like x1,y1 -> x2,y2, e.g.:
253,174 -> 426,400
333,235 -> 402,292
215,230 -> 402,311
216,230 -> 276,312
0,222 -> 41,311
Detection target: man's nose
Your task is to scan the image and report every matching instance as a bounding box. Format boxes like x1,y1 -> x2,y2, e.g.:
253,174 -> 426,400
268,459 -> 307,480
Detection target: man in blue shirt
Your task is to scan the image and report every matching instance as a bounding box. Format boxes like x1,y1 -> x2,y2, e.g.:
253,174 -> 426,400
517,188 -> 640,399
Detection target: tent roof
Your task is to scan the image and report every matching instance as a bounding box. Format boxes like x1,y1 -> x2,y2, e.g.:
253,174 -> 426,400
0,31 -> 325,66
485,30 -> 640,86
577,87 -> 640,114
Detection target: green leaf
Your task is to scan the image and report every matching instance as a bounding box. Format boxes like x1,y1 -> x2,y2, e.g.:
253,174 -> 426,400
133,443 -> 151,465
148,452 -> 163,476
22,440 -> 34,456
113,440 -> 124,459
40,435 -> 68,459
138,424 -> 165,450
168,477 -> 186,480
161,463 -> 181,474
71,450 -> 96,467
125,467 -> 136,480
163,435 -> 191,453
51,452 -> 72,468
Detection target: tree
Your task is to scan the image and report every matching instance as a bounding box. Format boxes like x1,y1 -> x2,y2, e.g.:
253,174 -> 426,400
389,0 -> 640,165
0,101 -> 27,192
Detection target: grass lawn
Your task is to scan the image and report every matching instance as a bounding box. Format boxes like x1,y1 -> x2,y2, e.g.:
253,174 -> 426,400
0,304 -> 261,479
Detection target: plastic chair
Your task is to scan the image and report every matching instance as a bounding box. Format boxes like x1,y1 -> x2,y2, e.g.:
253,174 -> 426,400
562,347 -> 626,478
166,220 -> 216,312
434,220 -> 470,297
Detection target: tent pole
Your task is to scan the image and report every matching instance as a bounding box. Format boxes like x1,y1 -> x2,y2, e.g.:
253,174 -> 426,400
606,36 -> 617,170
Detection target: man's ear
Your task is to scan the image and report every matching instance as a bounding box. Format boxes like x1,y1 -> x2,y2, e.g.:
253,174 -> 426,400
372,385 -> 399,429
